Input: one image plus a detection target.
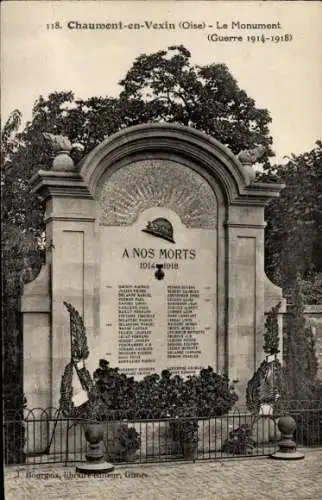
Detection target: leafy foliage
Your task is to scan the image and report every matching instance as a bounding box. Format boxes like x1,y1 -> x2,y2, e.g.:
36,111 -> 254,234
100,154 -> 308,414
184,366 -> 238,417
115,426 -> 141,458
170,418 -> 199,450
297,273 -> 322,305
59,362 -> 93,418
59,363 -> 74,416
1,109 -> 22,161
78,360 -> 237,420
221,424 -> 255,455
63,301 -> 90,361
293,406 -> 322,446
246,358 -> 283,414
90,360 -> 139,418
119,45 -> 273,159
263,302 -> 281,355
3,385 -> 26,464
283,277 -> 319,400
261,141 -> 322,295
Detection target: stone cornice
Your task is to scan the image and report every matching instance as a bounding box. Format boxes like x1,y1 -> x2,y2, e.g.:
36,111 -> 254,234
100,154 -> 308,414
225,222 -> 267,229
30,170 -> 92,200
45,216 -> 96,223
230,181 -> 285,206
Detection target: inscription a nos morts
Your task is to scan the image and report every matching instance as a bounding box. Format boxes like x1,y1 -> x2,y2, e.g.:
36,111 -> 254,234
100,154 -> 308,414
99,207 -> 217,380
122,248 -> 197,260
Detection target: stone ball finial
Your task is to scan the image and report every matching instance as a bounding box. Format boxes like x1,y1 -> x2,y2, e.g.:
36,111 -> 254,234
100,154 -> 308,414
52,151 -> 75,171
270,414 -> 304,460
277,415 -> 296,435
43,133 -> 84,172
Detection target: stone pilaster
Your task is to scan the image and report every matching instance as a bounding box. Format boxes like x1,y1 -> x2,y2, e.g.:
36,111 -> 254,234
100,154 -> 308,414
28,170 -> 98,408
225,205 -> 267,403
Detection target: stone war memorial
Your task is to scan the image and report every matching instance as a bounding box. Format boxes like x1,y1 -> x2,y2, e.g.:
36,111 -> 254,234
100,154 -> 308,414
22,123 -> 285,412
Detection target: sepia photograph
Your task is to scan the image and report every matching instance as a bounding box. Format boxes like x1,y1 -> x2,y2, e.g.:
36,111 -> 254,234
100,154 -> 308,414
2,1 -> 322,498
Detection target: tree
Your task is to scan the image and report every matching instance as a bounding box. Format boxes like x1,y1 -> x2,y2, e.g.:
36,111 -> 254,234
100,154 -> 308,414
283,276 -> 318,400
262,141 -> 322,294
1,109 -> 22,162
263,302 -> 281,356
119,45 -> 274,161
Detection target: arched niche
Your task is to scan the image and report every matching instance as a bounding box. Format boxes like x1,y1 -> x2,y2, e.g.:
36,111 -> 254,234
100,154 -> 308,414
80,123 -> 268,204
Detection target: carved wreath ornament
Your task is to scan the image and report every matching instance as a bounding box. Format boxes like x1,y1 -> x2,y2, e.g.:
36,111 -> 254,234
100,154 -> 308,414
59,302 -> 93,417
246,357 -> 283,414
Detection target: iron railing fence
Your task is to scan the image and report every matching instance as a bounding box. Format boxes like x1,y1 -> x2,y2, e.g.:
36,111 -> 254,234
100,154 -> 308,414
3,402 -> 322,466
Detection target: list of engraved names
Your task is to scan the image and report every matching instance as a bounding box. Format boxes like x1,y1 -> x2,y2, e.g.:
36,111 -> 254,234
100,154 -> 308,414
167,286 -> 203,359
118,285 -> 155,365
117,284 -> 204,367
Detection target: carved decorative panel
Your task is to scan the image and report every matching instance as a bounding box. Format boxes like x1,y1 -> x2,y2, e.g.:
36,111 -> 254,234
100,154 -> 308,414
98,159 -> 217,228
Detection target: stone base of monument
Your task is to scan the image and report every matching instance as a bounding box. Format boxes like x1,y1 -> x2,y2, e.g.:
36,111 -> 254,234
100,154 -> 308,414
270,415 -> 304,460
270,449 -> 305,460
76,460 -> 114,474
76,444 -> 114,474
76,423 -> 115,474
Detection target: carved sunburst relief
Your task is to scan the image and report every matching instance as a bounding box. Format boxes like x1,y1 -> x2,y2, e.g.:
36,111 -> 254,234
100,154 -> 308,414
98,159 -> 217,228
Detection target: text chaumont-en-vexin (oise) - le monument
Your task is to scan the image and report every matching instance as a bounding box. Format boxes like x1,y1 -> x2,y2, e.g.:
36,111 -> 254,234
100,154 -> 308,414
64,20 -> 282,31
